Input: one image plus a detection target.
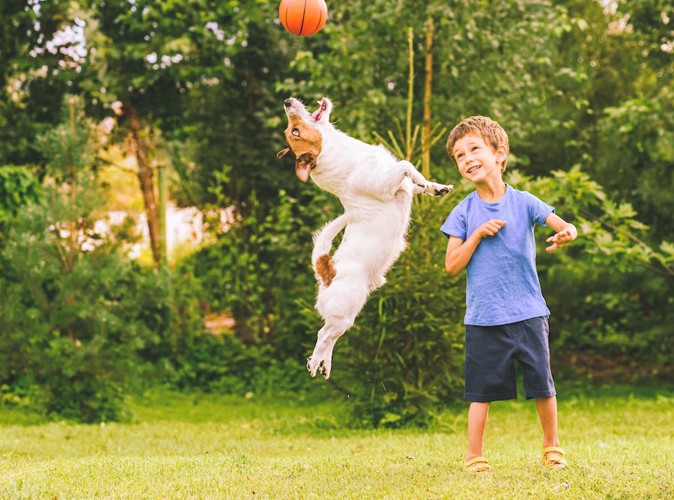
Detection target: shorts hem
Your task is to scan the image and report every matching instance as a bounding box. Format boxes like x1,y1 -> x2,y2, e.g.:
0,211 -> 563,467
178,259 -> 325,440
464,392 -> 517,403
525,390 -> 556,400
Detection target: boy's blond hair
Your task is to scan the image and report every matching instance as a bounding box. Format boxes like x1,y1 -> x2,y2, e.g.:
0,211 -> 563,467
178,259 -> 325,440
446,116 -> 510,172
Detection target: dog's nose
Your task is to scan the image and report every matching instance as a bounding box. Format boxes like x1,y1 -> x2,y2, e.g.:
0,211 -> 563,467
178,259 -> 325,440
284,98 -> 293,107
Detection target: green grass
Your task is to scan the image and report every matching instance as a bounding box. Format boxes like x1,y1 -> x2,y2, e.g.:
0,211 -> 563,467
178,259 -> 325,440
1,387 -> 673,498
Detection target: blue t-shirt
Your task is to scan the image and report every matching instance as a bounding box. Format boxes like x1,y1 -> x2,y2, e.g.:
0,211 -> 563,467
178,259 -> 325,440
440,185 -> 554,326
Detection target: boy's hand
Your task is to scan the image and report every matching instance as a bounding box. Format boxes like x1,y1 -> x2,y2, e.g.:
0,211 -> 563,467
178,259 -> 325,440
477,219 -> 506,239
545,225 -> 577,252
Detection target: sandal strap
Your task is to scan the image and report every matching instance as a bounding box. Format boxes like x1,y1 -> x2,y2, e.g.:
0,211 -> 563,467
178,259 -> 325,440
463,456 -> 491,472
543,446 -> 568,468
542,446 -> 565,457
464,456 -> 489,467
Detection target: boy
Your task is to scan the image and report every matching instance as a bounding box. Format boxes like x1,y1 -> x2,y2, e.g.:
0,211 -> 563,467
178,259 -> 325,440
440,116 -> 577,472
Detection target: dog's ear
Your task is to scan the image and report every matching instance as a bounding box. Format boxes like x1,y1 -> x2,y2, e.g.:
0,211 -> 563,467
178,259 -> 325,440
277,147 -> 292,159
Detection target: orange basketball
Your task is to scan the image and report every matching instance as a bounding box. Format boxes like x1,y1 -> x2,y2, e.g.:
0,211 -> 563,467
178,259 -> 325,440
279,0 -> 328,37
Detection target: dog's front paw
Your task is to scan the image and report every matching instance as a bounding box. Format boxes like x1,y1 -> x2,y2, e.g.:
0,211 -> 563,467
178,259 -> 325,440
307,356 -> 331,379
427,182 -> 453,196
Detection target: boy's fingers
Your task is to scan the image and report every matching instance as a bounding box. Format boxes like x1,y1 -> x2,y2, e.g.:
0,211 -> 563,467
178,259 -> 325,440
480,219 -> 506,238
546,228 -> 576,252
547,231 -> 568,243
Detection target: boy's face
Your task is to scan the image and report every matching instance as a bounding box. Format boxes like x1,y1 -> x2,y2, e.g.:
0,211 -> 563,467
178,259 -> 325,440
451,133 -> 507,184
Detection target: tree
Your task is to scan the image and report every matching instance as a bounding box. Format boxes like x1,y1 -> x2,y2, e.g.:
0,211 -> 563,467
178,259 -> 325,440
0,96 -> 159,421
73,0 -> 280,261
593,0 -> 674,241
0,1 -> 72,165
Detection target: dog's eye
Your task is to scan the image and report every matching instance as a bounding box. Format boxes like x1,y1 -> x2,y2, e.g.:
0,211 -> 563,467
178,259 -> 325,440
291,128 -> 300,137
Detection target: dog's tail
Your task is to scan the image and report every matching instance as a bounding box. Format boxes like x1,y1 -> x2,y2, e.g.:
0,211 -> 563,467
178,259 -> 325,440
312,214 -> 348,286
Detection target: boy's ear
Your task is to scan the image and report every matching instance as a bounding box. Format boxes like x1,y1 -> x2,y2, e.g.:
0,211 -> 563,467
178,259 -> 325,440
496,145 -> 508,163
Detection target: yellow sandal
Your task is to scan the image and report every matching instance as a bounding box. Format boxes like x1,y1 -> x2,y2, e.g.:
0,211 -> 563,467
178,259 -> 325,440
542,446 -> 568,469
463,456 -> 491,472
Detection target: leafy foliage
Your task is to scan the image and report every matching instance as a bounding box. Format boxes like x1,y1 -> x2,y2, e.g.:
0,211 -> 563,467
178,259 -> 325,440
179,188 -> 335,354
0,245 -> 163,422
0,97 -> 163,421
594,96 -> 674,240
0,1 -> 72,166
166,333 -> 315,397
1,0 -> 673,423
0,166 -> 42,224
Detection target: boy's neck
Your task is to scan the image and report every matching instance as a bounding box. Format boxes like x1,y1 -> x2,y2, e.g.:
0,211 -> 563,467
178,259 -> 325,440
475,180 -> 507,203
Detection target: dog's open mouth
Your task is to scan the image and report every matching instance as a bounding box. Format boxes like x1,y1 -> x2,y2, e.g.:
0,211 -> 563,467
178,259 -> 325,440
311,99 -> 328,122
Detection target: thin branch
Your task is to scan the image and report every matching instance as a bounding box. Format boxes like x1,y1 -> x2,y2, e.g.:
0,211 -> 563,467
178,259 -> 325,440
579,209 -> 674,277
51,226 -> 71,273
98,153 -> 139,174
406,27 -> 414,159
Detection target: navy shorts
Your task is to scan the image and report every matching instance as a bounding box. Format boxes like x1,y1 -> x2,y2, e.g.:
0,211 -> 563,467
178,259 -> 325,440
464,316 -> 556,402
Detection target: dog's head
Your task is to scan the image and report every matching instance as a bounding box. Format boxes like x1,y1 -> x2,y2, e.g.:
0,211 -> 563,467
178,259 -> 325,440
277,97 -> 334,182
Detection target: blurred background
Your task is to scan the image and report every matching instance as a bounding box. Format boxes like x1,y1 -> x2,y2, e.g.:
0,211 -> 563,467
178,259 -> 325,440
0,0 -> 671,426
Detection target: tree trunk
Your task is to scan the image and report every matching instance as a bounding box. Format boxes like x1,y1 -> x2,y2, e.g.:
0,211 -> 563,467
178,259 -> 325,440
125,103 -> 161,264
422,18 -> 434,179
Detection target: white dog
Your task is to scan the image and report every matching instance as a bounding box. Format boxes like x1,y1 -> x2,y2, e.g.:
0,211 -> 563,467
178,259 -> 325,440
277,97 -> 452,379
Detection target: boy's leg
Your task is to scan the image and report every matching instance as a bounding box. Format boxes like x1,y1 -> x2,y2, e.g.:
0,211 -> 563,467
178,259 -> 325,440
535,396 -> 560,447
537,396 -> 568,468
467,402 -> 490,460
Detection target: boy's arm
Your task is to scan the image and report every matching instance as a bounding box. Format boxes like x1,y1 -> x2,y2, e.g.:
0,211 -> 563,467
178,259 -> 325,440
544,213 -> 578,252
445,219 -> 506,275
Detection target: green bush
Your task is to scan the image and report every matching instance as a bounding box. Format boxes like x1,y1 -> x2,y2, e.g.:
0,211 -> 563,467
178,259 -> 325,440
0,223 -> 167,421
0,218 -> 210,421
0,97 -> 197,421
180,188 -> 335,355
166,332 -> 315,397
0,165 -> 42,224
166,188 -> 338,397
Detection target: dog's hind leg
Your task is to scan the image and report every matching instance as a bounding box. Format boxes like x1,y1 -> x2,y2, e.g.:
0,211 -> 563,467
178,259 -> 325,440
308,278 -> 368,379
307,318 -> 353,379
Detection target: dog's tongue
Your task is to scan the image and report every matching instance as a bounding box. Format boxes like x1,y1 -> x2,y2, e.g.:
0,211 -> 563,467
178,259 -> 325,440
310,108 -> 323,122
311,99 -> 326,122
296,163 -> 312,183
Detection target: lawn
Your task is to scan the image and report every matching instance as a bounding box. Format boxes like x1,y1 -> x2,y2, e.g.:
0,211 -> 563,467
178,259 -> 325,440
0,386 -> 672,499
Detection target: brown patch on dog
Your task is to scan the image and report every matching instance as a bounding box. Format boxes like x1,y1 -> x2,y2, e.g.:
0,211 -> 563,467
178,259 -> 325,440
316,254 -> 336,286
